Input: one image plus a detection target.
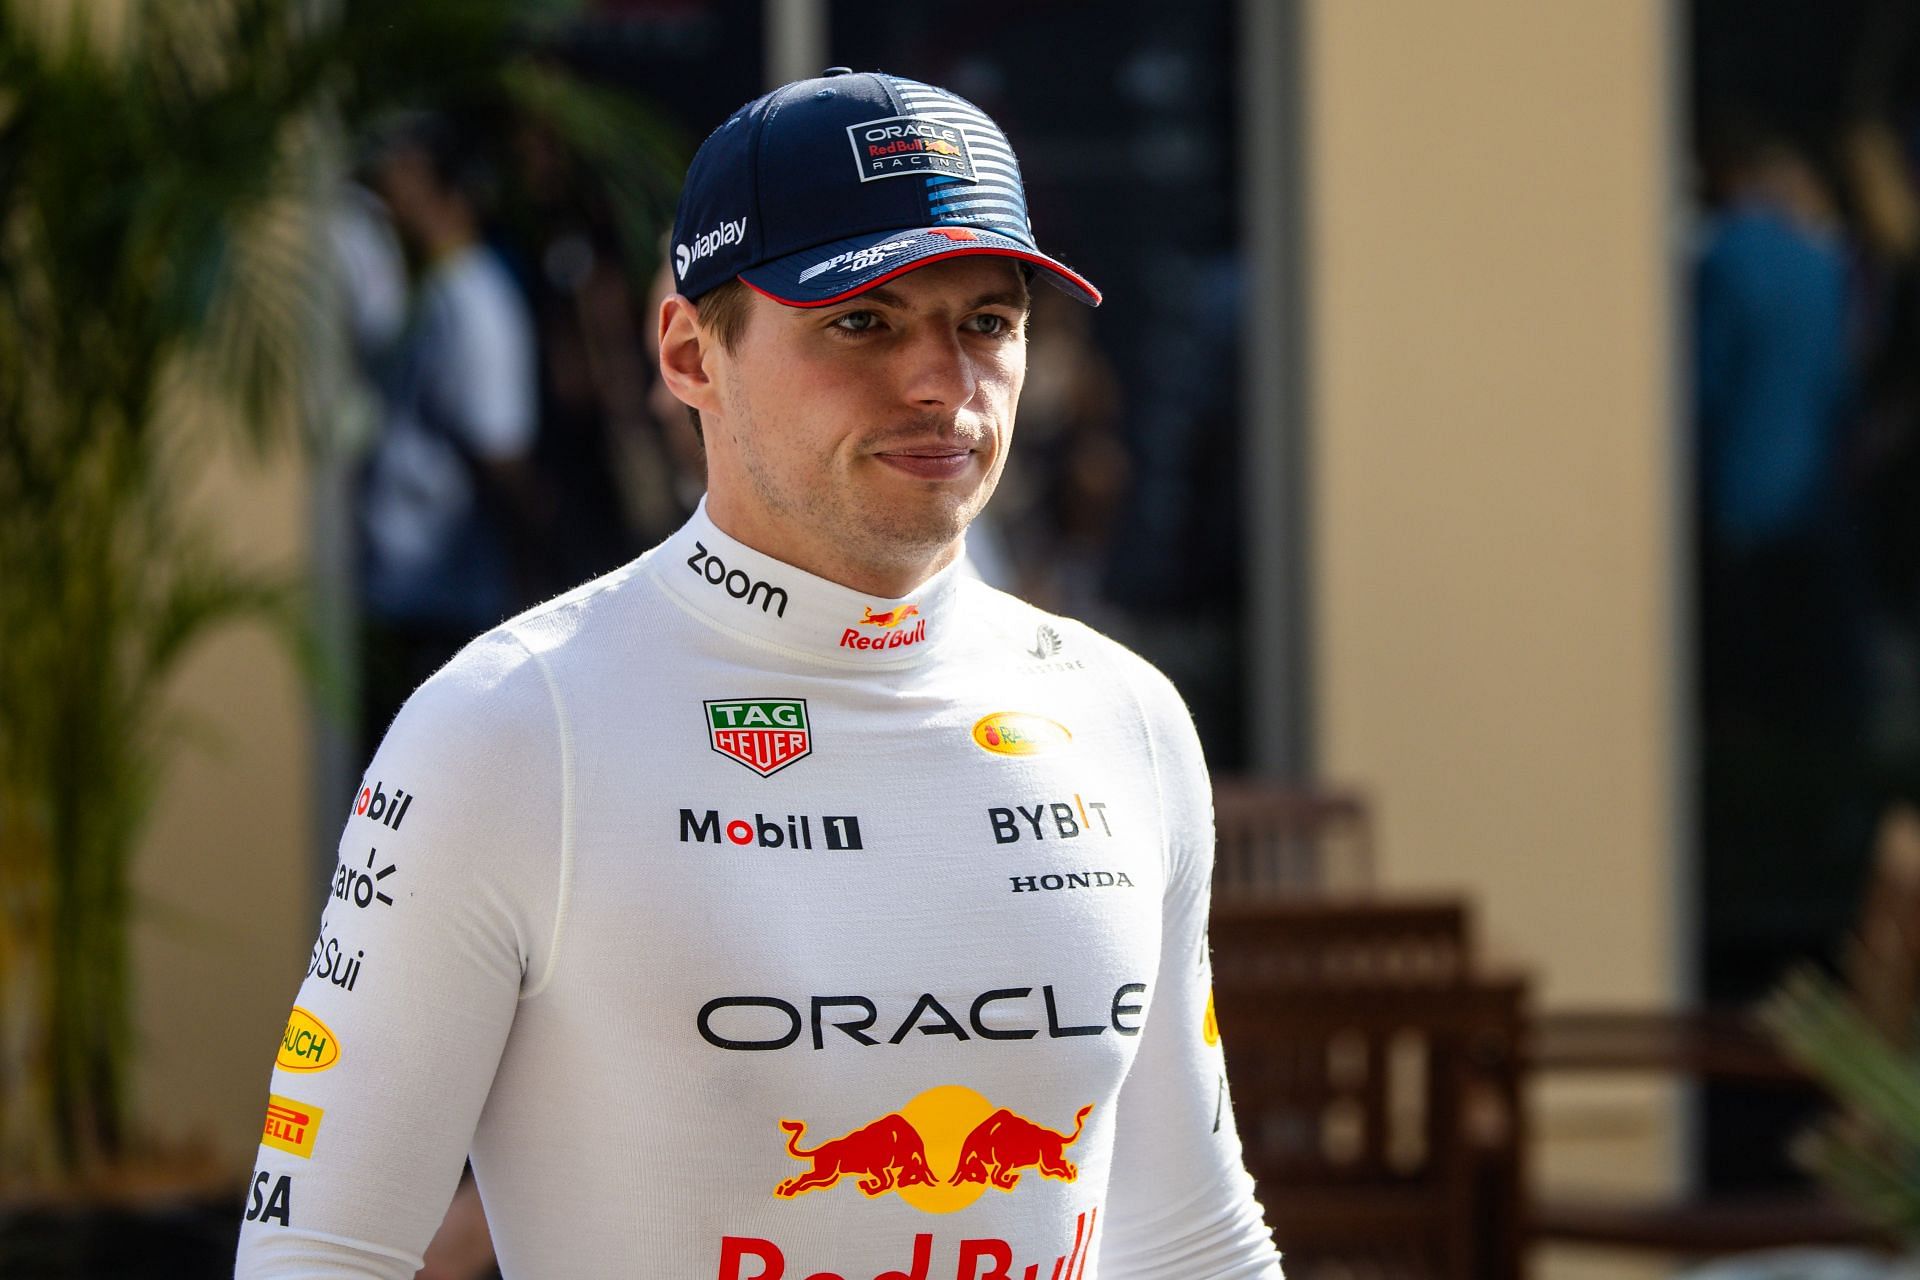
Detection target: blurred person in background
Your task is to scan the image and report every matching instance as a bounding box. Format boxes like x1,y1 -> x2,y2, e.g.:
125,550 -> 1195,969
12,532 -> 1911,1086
510,122 -> 674,578
1694,116 -> 1863,739
992,282 -> 1128,620
356,115 -> 546,760
1691,113 -> 1876,1112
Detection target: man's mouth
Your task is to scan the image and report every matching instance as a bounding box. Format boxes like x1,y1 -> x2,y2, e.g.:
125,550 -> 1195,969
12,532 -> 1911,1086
872,443 -> 977,480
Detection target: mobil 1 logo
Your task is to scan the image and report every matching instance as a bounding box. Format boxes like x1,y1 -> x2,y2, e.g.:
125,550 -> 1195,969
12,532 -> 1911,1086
350,779 -> 413,831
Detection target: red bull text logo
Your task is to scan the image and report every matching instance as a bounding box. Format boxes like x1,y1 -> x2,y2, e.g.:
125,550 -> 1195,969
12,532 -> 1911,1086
719,1207 -> 1099,1280
843,604 -> 928,653
718,1212 -> 1098,1280
774,1086 -> 1092,1214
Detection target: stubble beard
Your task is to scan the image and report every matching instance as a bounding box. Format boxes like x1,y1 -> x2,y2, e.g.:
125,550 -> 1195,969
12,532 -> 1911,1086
727,390 -> 996,584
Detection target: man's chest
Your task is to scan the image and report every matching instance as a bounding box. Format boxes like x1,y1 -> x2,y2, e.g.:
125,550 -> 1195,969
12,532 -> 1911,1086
546,669 -> 1168,1060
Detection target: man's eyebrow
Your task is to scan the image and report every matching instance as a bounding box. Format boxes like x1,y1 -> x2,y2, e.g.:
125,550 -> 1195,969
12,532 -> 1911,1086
842,286 -> 1031,312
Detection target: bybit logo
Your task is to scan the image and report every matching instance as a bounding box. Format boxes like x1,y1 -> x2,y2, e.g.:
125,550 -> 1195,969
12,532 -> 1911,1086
988,795 -> 1112,843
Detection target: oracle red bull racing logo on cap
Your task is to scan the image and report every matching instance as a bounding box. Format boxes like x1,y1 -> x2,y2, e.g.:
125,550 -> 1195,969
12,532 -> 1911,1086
775,1086 -> 1092,1215
706,698 -> 811,777
848,115 -> 977,183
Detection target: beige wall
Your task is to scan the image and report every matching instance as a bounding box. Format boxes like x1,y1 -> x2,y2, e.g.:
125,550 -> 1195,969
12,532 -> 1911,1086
134,438 -> 312,1175
1305,2 -> 1681,1276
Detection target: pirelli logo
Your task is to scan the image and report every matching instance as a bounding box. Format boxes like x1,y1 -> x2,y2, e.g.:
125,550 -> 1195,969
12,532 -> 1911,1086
262,1093 -> 323,1159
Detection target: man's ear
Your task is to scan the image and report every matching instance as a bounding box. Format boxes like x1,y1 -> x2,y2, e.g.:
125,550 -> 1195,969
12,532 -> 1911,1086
657,294 -> 721,417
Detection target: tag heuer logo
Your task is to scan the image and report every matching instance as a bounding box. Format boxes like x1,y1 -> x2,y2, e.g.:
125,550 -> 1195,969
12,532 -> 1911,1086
706,699 -> 812,777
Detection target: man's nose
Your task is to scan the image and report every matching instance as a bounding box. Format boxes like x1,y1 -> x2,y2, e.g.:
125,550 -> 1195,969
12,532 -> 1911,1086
897,326 -> 977,409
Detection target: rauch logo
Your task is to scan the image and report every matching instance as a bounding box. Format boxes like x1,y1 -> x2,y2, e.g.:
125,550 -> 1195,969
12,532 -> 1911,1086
971,712 -> 1072,757
276,1007 -> 340,1073
705,698 -> 810,777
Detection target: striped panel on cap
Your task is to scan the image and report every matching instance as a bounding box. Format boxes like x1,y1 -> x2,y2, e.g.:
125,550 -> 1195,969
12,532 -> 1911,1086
888,78 -> 1037,246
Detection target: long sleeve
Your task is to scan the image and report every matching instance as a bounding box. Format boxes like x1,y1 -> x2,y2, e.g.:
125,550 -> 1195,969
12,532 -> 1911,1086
1099,657 -> 1284,1279
235,630 -> 566,1277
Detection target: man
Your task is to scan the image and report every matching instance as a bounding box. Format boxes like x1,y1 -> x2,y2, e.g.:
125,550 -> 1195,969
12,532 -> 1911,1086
357,116 -> 545,760
238,70 -> 1282,1278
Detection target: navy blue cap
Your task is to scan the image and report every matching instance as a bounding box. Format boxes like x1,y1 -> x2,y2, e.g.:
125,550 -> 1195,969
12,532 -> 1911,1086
670,69 -> 1100,308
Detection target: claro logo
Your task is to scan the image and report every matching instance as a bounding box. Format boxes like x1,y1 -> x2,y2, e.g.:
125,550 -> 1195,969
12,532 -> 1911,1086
276,1007 -> 340,1073
687,541 -> 788,617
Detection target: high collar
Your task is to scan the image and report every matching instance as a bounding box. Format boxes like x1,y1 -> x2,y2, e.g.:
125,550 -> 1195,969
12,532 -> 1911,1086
651,499 -> 966,669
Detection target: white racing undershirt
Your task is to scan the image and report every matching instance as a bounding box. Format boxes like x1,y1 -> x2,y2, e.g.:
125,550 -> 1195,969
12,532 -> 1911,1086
236,501 -> 1283,1279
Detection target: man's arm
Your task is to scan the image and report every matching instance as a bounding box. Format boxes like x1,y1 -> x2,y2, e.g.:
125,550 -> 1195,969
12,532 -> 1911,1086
236,631 -> 565,1276
1100,656 -> 1284,1279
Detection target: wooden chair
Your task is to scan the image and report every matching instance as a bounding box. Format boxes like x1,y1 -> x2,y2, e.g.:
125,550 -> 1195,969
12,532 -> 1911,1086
1212,778 -> 1373,898
1212,899 -> 1528,1280
1519,806 -> 1920,1257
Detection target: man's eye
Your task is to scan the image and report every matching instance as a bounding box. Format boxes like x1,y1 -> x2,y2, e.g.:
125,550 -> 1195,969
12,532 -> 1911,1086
966,314 -> 1014,336
831,311 -> 880,333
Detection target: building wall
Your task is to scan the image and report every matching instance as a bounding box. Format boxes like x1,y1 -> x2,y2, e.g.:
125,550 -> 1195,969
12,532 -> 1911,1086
134,435 -> 313,1176
1304,2 -> 1681,1276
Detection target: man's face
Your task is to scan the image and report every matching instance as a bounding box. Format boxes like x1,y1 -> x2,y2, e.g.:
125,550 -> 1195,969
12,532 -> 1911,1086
700,255 -> 1030,588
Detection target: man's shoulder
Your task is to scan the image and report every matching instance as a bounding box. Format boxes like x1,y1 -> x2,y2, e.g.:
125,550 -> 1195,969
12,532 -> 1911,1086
954,580 -> 1190,711
403,553 -> 658,725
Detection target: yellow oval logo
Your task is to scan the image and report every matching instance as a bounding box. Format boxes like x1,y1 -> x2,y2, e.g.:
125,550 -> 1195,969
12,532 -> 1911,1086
1203,989 -> 1221,1047
277,1007 -> 340,1073
971,712 -> 1073,756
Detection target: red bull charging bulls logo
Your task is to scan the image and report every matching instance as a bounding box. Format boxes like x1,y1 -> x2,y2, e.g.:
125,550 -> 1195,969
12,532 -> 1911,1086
775,1086 -> 1092,1214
